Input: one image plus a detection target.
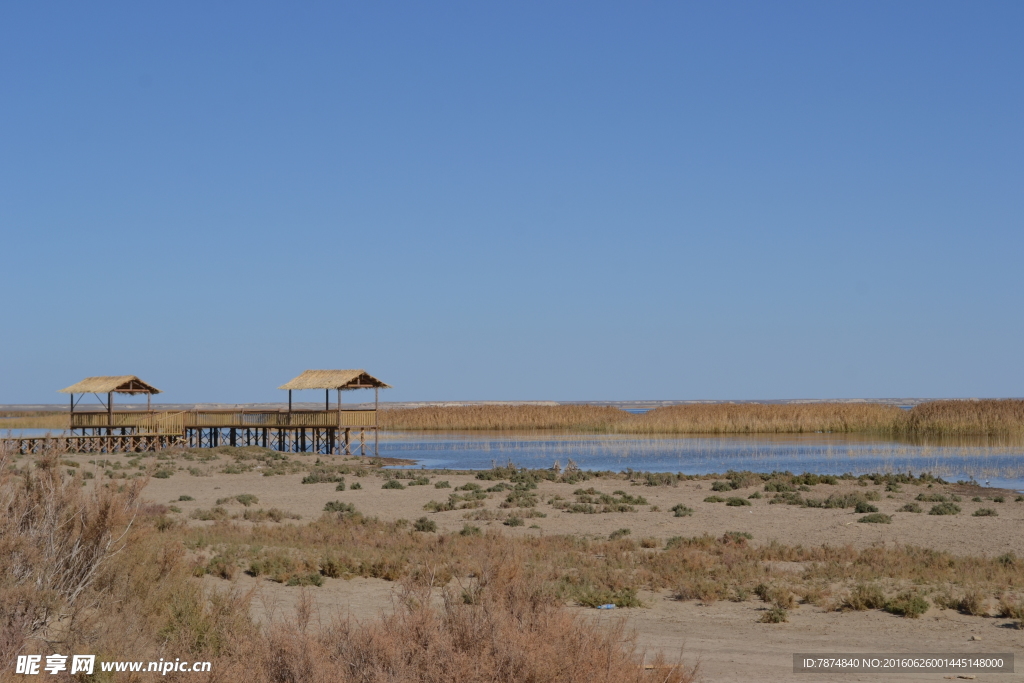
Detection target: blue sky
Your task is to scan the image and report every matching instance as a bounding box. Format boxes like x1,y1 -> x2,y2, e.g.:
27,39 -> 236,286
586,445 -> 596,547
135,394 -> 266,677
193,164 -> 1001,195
2,2 -> 1022,404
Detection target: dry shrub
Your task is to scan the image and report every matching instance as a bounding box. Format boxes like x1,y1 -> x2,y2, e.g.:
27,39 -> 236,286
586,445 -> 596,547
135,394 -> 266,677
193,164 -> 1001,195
249,550 -> 695,683
0,453 -> 142,667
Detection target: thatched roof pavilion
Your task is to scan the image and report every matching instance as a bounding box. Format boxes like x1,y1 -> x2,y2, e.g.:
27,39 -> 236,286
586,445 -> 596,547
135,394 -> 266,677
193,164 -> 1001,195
59,375 -> 162,420
59,376 -> 161,395
278,370 -> 391,412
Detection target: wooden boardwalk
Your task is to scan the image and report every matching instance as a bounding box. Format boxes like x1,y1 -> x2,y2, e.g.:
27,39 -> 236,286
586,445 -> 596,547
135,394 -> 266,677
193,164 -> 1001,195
3,409 -> 380,456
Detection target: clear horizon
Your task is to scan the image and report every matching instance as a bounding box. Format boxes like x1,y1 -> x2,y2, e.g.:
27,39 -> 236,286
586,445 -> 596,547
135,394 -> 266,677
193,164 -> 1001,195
3,2 -> 1022,405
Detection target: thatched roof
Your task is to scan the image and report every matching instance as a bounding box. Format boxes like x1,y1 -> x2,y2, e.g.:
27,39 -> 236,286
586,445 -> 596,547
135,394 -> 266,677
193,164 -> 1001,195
58,376 -> 162,395
278,370 -> 391,391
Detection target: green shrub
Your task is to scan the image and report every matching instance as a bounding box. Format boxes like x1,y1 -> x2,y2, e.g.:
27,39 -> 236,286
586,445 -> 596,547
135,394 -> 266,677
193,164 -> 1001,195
504,516 -> 524,527
382,480 -> 405,490
885,592 -> 929,618
973,508 -> 998,517
350,482 -> 361,490
726,497 -> 751,507
898,503 -> 922,513
703,496 -> 725,503
858,513 -> 892,524
286,573 -> 324,587
670,504 -> 693,517
916,493 -> 949,502
413,516 -> 437,532
459,524 -> 481,536
335,481 -> 346,491
178,495 -> 194,501
434,480 -> 451,489
748,491 -> 762,499
854,501 -> 878,514
993,496 -> 1005,503
929,502 -> 961,515
324,500 -> 355,513
609,528 -> 631,540
711,481 -> 736,492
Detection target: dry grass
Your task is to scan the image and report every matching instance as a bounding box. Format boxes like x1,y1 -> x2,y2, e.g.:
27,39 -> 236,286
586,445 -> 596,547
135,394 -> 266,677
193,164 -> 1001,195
2,453 -> 697,682
381,400 -> 1024,435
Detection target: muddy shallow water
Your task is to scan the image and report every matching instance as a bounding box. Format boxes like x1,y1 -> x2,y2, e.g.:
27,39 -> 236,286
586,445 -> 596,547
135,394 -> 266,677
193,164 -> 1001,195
381,431 -> 1024,490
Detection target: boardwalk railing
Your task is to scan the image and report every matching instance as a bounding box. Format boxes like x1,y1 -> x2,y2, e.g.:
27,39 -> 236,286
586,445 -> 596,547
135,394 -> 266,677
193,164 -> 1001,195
70,409 -> 377,432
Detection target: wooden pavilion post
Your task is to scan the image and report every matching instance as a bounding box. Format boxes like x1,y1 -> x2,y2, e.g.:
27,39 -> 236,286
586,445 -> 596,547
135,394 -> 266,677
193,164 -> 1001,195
107,391 -> 113,435
69,393 -> 74,434
374,387 -> 379,456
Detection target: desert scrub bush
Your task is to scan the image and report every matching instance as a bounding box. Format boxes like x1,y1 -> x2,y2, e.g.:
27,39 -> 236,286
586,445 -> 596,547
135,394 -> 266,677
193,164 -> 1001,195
759,607 -> 789,623
858,513 -> 892,524
998,595 -> 1024,620
242,507 -> 300,522
703,496 -> 725,503
350,482 -> 362,490
640,537 -> 660,548
215,493 -> 259,507
413,517 -> 437,532
335,481 -> 346,491
898,503 -> 922,513
884,592 -> 929,618
190,506 -> 230,521
841,584 -> 887,611
956,590 -> 988,616
574,586 -> 642,608
609,528 -> 631,540
324,501 -> 356,513
929,502 -> 961,515
382,479 -> 406,490
434,480 -> 451,488
722,531 -> 753,545
854,501 -> 879,513
178,494 -> 194,501
993,495 -> 1005,502
407,476 -> 431,486
504,516 -> 524,527
725,497 -> 751,507
711,480 -> 736,492
973,508 -> 998,517
549,489 -> 642,513
916,492 -> 951,502
671,504 -> 694,516
748,491 -> 763,499
459,524 -> 482,536
501,489 -> 539,508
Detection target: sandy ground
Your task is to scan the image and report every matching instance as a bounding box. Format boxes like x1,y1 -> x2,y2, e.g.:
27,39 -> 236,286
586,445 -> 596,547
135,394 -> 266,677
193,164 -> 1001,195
66,452 -> 1024,681
204,575 -> 1024,682
131,461 -> 1024,558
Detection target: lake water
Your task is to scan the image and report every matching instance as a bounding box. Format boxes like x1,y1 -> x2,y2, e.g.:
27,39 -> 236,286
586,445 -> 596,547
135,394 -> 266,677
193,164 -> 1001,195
381,431 -> 1024,490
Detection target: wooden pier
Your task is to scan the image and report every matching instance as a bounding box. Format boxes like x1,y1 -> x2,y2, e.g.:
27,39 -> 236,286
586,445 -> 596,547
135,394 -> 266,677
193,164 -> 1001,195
1,370 -> 390,456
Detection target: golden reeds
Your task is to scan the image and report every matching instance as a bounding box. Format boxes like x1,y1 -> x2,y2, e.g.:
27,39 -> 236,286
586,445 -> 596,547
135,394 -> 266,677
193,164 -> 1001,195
381,400 -> 1024,435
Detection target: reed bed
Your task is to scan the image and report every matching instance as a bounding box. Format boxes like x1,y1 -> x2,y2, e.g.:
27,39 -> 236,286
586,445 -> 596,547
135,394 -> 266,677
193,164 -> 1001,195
905,399 -> 1024,436
382,400 -> 1024,435
380,404 -> 631,431
0,411 -> 67,429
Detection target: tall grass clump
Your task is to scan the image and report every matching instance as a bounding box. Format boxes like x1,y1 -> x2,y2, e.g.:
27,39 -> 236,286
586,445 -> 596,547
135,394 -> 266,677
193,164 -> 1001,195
0,453 -> 142,667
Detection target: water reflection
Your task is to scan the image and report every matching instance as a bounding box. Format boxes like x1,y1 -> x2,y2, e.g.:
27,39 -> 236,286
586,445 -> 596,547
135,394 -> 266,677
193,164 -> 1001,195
381,431 -> 1024,489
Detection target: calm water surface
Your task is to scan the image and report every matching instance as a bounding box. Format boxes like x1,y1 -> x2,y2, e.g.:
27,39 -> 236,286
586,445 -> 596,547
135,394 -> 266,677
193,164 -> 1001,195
381,431 -> 1024,490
